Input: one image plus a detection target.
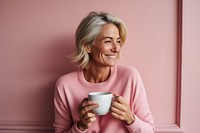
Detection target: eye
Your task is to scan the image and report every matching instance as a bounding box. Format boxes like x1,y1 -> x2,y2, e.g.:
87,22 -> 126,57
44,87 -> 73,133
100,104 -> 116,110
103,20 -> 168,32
116,39 -> 122,45
105,41 -> 111,43
104,39 -> 112,44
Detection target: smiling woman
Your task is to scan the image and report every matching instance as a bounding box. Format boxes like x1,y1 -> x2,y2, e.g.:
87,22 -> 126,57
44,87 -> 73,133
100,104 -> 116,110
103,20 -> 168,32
54,11 -> 154,133
88,24 -> 121,67
83,23 -> 121,83
70,12 -> 126,70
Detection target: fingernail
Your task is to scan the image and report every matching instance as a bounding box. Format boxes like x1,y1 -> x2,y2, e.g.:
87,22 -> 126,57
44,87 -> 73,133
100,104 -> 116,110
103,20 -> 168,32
114,94 -> 119,97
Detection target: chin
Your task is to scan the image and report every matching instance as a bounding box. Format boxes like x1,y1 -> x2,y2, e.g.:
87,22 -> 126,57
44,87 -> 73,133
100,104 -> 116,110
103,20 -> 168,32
106,62 -> 118,67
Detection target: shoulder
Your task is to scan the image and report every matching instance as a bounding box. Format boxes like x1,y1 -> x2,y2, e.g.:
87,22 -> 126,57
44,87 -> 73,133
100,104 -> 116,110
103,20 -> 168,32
55,70 -> 80,87
116,64 -> 140,77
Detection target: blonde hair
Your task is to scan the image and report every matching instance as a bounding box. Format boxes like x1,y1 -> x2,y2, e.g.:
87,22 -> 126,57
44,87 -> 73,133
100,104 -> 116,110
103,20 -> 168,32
69,11 -> 127,69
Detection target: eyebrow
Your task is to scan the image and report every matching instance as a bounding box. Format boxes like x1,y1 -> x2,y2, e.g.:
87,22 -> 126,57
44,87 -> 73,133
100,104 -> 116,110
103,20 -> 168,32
102,36 -> 121,40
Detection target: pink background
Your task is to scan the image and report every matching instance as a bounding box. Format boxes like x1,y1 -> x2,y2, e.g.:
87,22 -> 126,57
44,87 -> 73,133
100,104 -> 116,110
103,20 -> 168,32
0,0 -> 199,133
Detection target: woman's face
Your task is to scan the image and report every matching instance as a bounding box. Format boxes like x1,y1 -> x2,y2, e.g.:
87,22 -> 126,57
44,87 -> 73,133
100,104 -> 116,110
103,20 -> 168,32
88,23 -> 122,68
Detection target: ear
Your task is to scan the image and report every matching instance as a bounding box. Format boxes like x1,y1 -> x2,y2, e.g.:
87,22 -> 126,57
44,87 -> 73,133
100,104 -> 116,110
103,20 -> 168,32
84,44 -> 91,53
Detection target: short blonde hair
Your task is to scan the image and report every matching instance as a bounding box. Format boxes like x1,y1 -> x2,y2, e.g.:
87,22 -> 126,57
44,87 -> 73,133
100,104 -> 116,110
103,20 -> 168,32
69,11 -> 127,69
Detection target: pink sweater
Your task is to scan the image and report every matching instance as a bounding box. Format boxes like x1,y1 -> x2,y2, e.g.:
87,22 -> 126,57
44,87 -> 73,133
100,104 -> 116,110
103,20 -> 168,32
54,65 -> 154,133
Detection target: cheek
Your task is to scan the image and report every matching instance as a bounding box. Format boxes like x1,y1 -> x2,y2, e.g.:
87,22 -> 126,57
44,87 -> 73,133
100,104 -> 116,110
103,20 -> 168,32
90,49 -> 103,59
117,45 -> 121,51
90,45 -> 111,58
95,47 -> 108,55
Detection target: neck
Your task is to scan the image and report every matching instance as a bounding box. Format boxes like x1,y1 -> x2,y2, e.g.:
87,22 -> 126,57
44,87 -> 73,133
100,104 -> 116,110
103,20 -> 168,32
84,66 -> 111,83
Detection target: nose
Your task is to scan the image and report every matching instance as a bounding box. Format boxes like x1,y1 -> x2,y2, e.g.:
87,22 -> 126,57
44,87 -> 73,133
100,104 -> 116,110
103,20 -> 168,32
111,42 -> 120,53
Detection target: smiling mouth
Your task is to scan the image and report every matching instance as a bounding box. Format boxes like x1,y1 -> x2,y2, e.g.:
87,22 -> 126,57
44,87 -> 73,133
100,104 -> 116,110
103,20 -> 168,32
105,54 -> 117,58
108,55 -> 116,58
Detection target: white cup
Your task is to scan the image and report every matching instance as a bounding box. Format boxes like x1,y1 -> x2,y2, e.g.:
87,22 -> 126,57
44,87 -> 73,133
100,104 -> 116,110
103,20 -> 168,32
88,92 -> 113,115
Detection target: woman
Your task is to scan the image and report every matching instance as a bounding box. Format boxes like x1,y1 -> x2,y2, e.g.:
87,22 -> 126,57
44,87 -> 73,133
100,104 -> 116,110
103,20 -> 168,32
54,11 -> 154,133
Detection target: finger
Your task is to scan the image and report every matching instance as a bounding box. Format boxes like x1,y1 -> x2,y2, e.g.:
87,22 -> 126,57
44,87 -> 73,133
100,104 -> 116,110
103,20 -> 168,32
113,94 -> 119,101
80,104 -> 99,116
81,98 -> 97,107
113,94 -> 119,97
81,112 -> 97,127
82,112 -> 96,119
111,111 -> 125,121
85,115 -> 97,124
81,116 -> 96,129
111,107 -> 132,122
111,105 -> 124,115
79,98 -> 98,114
112,101 -> 125,111
114,96 -> 128,105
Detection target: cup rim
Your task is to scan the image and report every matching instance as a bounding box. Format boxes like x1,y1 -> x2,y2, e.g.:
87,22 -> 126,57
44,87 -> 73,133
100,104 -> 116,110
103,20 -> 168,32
88,91 -> 112,96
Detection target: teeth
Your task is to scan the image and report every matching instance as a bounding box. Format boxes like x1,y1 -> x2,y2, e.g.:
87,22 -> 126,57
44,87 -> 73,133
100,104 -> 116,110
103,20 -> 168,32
107,55 -> 116,58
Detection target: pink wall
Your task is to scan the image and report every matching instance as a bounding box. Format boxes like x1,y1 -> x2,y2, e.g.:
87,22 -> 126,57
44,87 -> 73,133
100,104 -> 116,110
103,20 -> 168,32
0,0 -> 199,132
181,0 -> 200,132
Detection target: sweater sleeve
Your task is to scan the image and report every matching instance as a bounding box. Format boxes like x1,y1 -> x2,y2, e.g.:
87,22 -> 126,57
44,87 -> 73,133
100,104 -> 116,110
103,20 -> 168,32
53,79 -> 87,133
125,70 -> 155,133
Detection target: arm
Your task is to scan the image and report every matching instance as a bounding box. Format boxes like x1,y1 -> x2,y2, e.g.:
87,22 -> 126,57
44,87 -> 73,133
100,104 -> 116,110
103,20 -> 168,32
54,82 -> 85,133
77,98 -> 99,131
125,72 -> 155,133
111,95 -> 154,133
111,70 -> 154,133
54,81 -> 99,133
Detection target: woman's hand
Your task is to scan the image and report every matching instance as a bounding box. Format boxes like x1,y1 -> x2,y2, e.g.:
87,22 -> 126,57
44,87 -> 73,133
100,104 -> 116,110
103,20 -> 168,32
111,95 -> 135,125
77,98 -> 99,131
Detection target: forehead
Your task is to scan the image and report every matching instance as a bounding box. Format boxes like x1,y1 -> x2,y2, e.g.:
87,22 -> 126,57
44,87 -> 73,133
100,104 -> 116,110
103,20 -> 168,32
97,23 -> 120,39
